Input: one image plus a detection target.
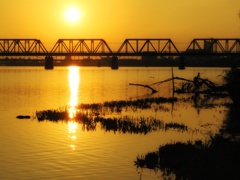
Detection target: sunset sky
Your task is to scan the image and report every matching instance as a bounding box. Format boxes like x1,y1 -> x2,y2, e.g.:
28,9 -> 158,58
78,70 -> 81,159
1,0 -> 240,50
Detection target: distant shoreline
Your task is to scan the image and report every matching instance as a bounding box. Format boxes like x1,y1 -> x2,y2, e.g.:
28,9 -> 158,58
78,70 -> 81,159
0,58 -> 239,68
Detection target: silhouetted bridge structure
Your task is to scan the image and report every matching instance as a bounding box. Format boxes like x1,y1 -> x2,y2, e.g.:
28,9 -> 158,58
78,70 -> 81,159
0,38 -> 240,68
1,38 -> 240,56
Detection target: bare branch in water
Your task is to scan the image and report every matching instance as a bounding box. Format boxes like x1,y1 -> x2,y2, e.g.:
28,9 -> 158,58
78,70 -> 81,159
130,72 -> 223,94
129,83 -> 158,94
150,77 -> 194,86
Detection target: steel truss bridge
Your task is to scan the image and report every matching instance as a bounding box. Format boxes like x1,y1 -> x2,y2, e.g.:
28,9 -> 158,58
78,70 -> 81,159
0,38 -> 240,58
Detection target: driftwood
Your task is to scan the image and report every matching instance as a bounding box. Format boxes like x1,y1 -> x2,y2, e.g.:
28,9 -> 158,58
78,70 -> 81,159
150,77 -> 193,86
129,83 -> 158,94
129,72 -> 222,94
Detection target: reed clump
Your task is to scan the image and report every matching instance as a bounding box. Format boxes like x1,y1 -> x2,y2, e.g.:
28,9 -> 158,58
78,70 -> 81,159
135,136 -> 240,179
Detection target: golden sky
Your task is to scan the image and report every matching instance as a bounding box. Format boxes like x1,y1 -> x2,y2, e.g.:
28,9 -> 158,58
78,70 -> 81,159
1,0 -> 240,50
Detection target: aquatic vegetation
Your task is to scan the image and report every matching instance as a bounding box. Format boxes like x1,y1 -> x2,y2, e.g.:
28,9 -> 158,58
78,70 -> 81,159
35,97 -> 200,135
135,152 -> 159,170
165,122 -> 188,132
36,109 -> 69,121
36,109 -> 165,134
36,97 -> 177,121
134,136 -> 240,179
79,97 -> 177,113
96,116 -> 164,134
36,97 -> 177,134
134,68 -> 240,179
221,67 -> 240,105
36,103 -> 195,135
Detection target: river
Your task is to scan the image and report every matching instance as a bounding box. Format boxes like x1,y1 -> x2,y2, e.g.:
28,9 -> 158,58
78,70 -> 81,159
0,66 -> 231,179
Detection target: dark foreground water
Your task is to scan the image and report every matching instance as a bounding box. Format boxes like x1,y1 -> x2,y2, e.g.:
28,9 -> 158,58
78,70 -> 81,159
0,66 -> 234,179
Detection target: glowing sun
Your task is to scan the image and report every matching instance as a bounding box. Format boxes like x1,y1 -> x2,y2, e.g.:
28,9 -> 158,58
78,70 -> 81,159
65,7 -> 81,23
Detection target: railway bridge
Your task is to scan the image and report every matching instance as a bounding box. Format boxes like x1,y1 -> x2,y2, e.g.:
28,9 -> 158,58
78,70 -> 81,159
0,38 -> 239,69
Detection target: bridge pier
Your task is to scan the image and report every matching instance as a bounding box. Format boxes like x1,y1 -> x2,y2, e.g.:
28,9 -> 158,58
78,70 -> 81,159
111,56 -> 118,69
179,56 -> 185,69
45,56 -> 54,69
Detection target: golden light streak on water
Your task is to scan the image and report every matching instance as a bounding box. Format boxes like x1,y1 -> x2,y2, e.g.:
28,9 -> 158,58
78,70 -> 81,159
68,66 -> 80,150
68,66 -> 80,119
68,121 -> 78,150
68,121 -> 78,133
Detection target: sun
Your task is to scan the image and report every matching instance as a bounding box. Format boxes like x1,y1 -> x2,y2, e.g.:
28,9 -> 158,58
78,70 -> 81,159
65,7 -> 81,23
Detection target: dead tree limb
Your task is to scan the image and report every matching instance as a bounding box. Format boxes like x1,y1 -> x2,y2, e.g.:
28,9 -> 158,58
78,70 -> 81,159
150,77 -> 194,86
130,73 -> 222,95
129,83 -> 158,94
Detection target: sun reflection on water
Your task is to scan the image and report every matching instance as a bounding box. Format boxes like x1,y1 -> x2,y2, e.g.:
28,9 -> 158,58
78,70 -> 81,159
68,121 -> 78,134
67,66 -> 80,150
68,66 -> 80,119
68,121 -> 78,150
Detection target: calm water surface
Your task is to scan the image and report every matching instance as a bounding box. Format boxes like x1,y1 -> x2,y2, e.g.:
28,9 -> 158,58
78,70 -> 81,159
0,66 -> 230,179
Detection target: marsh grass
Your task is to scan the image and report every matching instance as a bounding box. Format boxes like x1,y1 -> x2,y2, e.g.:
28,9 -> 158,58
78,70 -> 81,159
134,68 -> 240,179
165,122 -> 188,132
35,97 -> 198,134
135,136 -> 240,179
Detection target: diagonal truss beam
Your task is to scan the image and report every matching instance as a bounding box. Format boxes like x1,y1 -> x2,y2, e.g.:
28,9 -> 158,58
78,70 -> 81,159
0,39 -> 48,55
186,38 -> 240,53
50,39 -> 113,54
117,39 -> 179,54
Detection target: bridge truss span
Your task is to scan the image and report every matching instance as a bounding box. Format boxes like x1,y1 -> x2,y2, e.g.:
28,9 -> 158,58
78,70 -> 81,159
0,39 -> 48,56
0,38 -> 239,62
117,39 -> 179,55
186,38 -> 240,54
50,39 -> 113,56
